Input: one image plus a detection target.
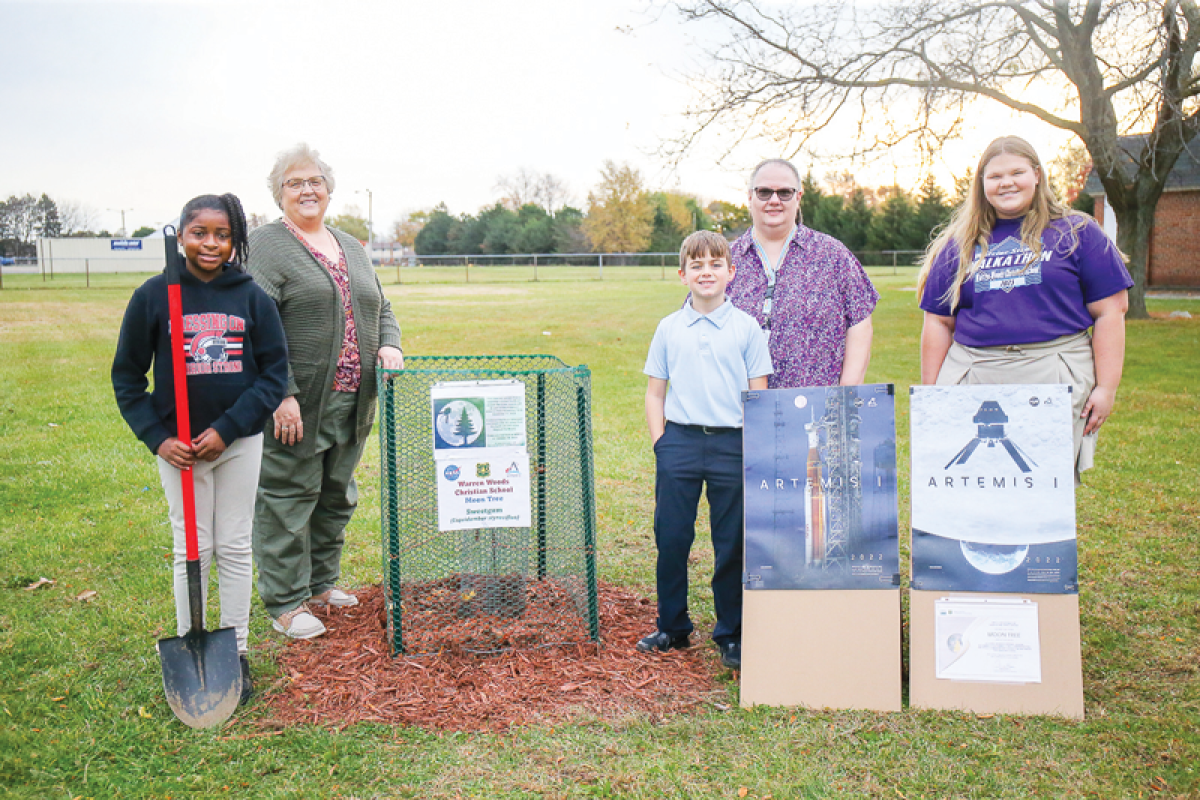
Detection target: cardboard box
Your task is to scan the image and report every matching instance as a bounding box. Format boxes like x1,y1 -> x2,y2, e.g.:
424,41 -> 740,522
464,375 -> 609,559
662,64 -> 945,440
741,589 -> 902,711
908,589 -> 1084,719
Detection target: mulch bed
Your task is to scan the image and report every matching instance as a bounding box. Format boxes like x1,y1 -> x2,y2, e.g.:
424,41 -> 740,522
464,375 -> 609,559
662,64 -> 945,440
259,583 -> 728,731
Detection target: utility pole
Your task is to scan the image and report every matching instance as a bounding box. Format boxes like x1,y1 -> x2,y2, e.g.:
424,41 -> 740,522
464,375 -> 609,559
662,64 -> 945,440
107,208 -> 131,237
356,189 -> 374,249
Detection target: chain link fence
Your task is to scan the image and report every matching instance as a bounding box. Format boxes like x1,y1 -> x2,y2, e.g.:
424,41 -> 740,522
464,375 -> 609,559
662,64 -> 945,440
0,250 -> 926,290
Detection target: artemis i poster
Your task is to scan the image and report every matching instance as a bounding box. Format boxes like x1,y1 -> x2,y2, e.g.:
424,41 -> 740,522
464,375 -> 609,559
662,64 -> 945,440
910,384 -> 1077,594
431,380 -> 531,532
743,384 -> 900,590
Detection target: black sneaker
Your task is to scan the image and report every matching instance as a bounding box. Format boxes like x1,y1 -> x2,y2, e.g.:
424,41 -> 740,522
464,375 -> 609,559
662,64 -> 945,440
636,630 -> 690,652
238,654 -> 254,706
718,641 -> 741,670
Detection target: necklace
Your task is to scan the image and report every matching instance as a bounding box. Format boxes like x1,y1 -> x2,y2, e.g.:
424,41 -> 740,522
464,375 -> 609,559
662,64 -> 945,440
287,218 -> 339,259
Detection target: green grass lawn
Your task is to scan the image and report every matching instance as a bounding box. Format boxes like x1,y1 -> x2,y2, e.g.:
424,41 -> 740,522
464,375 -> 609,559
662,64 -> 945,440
0,276 -> 1196,798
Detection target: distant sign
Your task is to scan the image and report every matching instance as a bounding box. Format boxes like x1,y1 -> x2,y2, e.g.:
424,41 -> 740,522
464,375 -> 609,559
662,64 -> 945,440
110,239 -> 143,250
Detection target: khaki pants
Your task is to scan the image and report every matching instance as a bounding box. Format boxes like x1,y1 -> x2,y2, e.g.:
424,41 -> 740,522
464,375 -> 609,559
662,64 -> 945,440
159,433 -> 262,653
937,331 -> 1098,477
253,390 -> 366,618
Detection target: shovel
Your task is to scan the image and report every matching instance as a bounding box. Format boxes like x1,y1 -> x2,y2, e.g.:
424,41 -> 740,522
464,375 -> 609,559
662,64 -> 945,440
157,227 -> 242,729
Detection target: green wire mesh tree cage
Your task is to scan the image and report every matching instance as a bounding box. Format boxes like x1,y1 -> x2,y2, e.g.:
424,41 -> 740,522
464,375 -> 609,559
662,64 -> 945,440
378,355 -> 600,655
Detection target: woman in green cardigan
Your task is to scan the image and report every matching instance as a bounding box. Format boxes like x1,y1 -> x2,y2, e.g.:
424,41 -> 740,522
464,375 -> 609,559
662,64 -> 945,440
247,143 -> 403,639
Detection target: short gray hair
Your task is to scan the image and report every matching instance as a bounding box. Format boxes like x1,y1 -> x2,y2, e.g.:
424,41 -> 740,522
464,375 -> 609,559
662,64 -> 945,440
748,158 -> 800,191
267,143 -> 336,209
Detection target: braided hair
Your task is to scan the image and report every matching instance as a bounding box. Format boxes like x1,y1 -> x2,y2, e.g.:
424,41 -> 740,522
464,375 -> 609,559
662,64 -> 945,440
178,193 -> 251,269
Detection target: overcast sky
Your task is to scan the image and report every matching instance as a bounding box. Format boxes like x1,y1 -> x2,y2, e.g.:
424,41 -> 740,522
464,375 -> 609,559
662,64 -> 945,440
1,0 -> 1070,237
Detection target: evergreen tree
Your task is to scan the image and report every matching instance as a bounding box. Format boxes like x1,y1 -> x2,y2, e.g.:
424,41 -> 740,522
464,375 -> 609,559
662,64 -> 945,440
800,172 -> 822,229
454,405 -> 477,444
35,194 -> 62,238
914,175 -> 951,248
840,188 -> 874,252
515,204 -> 556,253
648,192 -> 713,252
413,203 -> 455,255
551,206 -> 588,253
866,188 -> 919,252
477,203 -> 520,254
447,213 -> 485,256
811,194 -> 847,242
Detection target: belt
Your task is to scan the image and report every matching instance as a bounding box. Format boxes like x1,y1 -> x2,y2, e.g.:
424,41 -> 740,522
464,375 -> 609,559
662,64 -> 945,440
668,421 -> 741,435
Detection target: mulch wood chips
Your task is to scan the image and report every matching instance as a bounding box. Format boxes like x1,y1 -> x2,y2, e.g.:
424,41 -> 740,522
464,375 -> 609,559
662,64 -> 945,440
261,583 -> 726,731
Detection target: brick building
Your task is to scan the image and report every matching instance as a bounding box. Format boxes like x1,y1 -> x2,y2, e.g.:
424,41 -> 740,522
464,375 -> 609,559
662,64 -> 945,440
1084,138 -> 1200,289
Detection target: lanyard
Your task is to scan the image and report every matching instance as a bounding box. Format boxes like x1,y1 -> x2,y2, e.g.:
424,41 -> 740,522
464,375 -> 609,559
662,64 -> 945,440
752,228 -> 795,331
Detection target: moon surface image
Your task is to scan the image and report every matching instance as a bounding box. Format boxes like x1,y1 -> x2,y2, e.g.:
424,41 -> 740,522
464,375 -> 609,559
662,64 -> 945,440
959,540 -> 1028,574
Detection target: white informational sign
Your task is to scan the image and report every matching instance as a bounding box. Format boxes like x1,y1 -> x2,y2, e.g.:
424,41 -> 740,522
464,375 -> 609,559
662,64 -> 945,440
435,454 -> 532,531
431,380 -> 531,531
935,597 -> 1042,684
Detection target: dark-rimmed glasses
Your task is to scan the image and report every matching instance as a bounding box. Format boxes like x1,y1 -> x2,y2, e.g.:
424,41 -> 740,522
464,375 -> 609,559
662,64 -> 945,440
283,176 -> 328,191
753,187 -> 797,201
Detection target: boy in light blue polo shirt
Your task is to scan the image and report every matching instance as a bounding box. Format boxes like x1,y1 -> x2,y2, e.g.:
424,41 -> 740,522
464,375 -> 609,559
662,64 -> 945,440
640,230 -> 773,670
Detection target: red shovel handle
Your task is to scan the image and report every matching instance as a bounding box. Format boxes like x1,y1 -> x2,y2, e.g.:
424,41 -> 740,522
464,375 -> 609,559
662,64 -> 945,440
164,232 -> 199,564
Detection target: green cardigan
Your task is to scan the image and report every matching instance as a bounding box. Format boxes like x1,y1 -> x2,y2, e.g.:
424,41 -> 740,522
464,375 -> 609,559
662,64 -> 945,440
246,220 -> 402,458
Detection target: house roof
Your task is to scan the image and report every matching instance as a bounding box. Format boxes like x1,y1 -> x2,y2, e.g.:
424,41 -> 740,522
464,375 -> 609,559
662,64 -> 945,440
1084,135 -> 1200,195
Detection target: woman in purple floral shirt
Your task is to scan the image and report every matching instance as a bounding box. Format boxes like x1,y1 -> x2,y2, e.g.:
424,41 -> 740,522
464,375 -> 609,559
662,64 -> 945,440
726,159 -> 879,388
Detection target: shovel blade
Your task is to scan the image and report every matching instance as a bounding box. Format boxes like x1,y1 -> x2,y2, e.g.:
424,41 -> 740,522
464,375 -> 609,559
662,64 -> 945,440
159,626 -> 241,729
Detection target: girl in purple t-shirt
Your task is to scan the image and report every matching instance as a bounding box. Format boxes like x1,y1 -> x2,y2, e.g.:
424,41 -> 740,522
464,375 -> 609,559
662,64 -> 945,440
916,135 -> 1133,478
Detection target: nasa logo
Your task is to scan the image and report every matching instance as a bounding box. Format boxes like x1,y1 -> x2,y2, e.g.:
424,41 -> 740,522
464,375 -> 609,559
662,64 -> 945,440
192,331 -> 229,363
1028,396 -> 1040,407
444,464 -> 461,481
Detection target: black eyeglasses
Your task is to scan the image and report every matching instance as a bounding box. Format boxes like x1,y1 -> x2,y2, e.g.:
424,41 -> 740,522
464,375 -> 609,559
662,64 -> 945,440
283,176 -> 327,191
753,187 -> 797,201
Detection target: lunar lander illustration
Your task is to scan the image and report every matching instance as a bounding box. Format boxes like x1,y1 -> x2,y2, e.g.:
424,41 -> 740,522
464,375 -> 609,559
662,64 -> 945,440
945,400 -> 1037,473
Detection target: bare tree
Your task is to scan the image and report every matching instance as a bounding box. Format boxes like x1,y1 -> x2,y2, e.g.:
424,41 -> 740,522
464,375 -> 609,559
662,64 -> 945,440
535,173 -> 572,213
824,170 -> 861,200
496,168 -> 573,213
496,167 -> 541,210
1050,142 -> 1096,203
668,0 -> 1200,317
56,199 -> 99,236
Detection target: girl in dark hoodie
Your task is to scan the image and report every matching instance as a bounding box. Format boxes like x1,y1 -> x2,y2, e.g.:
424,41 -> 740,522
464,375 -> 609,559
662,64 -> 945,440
112,194 -> 287,705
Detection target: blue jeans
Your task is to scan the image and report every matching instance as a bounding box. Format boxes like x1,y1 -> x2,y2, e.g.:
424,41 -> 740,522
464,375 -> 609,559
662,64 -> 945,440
652,421 -> 745,646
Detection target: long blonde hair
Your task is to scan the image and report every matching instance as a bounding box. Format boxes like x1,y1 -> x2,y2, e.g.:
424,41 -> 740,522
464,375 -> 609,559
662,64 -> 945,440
917,136 -> 1088,311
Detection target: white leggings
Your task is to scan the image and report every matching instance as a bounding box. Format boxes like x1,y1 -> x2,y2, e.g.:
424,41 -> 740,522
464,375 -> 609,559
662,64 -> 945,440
158,433 -> 262,653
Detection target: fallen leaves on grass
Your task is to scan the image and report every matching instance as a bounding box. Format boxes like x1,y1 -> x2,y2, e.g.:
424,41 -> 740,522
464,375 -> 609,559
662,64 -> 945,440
74,590 -> 98,602
261,582 -> 724,731
23,577 -> 55,591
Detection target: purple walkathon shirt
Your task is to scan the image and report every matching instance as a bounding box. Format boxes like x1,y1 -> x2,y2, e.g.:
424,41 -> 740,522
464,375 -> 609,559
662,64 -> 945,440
727,226 -> 879,388
919,215 -> 1132,348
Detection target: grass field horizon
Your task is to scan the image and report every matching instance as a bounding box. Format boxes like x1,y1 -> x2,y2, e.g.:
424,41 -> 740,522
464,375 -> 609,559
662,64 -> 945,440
1,274 -> 1197,798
